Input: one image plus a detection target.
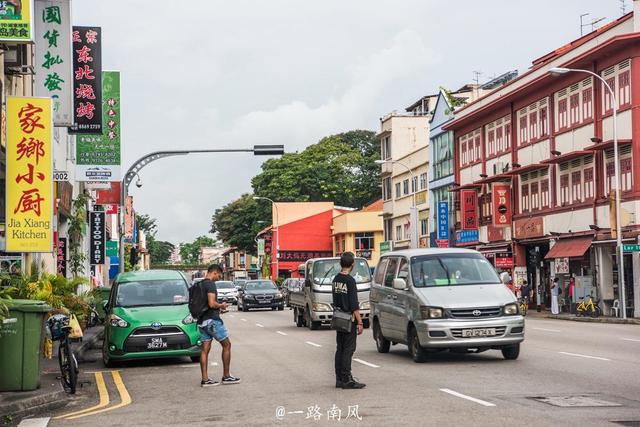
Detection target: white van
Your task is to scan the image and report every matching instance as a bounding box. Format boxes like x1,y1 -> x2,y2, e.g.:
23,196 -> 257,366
370,248 -> 524,362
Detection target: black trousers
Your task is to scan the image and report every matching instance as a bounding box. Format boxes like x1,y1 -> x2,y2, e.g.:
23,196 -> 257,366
335,326 -> 357,381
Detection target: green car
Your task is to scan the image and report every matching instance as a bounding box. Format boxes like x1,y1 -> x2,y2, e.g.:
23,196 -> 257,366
102,270 -> 201,367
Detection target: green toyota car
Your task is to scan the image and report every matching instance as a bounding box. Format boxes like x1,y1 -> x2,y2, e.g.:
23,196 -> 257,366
102,270 -> 201,367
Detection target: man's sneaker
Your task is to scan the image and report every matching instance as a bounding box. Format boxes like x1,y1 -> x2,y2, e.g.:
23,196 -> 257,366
201,378 -> 220,387
336,380 -> 345,388
222,375 -> 241,385
341,377 -> 365,389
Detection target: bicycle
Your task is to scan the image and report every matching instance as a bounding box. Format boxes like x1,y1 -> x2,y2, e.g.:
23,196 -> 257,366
575,295 -> 602,318
47,314 -> 79,394
519,296 -> 528,316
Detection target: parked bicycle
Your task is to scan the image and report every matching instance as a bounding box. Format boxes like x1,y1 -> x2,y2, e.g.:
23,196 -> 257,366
47,314 -> 78,394
576,294 -> 602,318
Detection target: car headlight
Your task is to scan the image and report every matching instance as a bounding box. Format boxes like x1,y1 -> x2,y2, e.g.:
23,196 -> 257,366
182,314 -> 195,324
312,302 -> 332,312
360,301 -> 371,310
420,306 -> 444,319
275,292 -> 283,299
109,314 -> 129,328
244,294 -> 254,299
503,303 -> 519,315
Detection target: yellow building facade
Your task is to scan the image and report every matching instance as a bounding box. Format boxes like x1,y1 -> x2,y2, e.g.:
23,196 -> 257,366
332,201 -> 384,269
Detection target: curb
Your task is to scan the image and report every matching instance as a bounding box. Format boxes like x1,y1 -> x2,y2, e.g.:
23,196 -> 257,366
535,314 -> 640,325
0,389 -> 68,421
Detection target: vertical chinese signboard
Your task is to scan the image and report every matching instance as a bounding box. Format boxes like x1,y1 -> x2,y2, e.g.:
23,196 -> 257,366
77,71 -> 120,181
6,97 -> 53,252
0,0 -> 33,42
89,211 -> 105,265
460,189 -> 478,231
34,0 -> 72,125
436,201 -> 449,247
57,236 -> 67,276
124,196 -> 133,242
492,183 -> 512,227
71,26 -> 101,133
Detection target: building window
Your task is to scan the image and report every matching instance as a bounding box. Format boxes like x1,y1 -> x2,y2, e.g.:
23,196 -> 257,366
395,225 -> 402,241
419,172 -> 428,190
558,156 -> 593,205
384,219 -> 393,241
604,146 -> 633,193
420,219 -> 428,236
383,177 -> 392,201
530,181 -> 539,211
584,167 -> 594,200
403,179 -> 409,195
521,169 -> 550,213
559,174 -> 570,205
602,59 -> 631,114
555,78 -> 593,133
395,182 -> 401,199
520,184 -> 529,212
459,129 -> 481,166
381,136 -> 392,160
571,170 -> 582,201
411,176 -> 418,193
433,131 -> 453,179
485,116 -> 511,157
354,232 -> 374,251
517,98 -> 549,146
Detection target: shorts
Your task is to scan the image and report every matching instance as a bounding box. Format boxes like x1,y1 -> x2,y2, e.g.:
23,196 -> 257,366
198,319 -> 229,343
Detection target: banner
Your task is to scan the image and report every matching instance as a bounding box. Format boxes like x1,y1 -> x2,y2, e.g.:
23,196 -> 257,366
460,189 -> 478,230
34,0 -> 72,125
71,26 -> 101,133
95,181 -> 121,204
77,70 -> 120,181
57,236 -> 67,276
124,196 -> 133,241
0,0 -> 33,42
89,211 -> 105,265
492,183 -> 512,227
6,97 -> 53,252
257,238 -> 265,256
437,201 -> 449,241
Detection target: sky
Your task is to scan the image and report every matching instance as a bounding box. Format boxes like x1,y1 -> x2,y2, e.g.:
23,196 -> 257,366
74,0 -> 626,245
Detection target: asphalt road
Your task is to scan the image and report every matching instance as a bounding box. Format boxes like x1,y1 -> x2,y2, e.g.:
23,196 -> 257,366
33,309 -> 640,426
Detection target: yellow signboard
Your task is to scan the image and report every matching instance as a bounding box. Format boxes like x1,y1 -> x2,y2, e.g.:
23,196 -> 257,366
6,97 -> 53,252
0,0 -> 33,42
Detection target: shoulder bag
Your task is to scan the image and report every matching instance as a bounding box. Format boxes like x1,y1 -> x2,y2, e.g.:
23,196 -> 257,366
331,309 -> 353,333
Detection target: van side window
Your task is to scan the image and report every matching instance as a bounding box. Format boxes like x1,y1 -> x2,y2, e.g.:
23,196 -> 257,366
384,258 -> 398,287
398,258 -> 409,282
374,258 -> 388,285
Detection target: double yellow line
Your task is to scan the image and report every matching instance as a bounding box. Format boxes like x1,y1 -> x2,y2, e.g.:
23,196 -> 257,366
54,370 -> 131,420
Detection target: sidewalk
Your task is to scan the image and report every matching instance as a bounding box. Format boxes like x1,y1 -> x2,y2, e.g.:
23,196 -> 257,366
526,310 -> 640,325
0,326 -> 103,424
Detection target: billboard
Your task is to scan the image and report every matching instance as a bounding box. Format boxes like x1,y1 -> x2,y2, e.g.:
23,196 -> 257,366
460,189 -> 478,231
89,211 -> 105,265
5,97 -> 53,252
0,0 -> 34,42
70,26 -> 101,133
492,183 -> 512,227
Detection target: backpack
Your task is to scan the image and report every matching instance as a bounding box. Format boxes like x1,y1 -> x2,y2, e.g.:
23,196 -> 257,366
188,281 -> 209,321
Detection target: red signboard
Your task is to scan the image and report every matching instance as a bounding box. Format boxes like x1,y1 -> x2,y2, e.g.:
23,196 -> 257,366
492,183 -> 512,227
95,181 -> 121,205
461,189 -> 478,230
495,256 -> 514,268
105,204 -> 118,215
436,239 -> 449,248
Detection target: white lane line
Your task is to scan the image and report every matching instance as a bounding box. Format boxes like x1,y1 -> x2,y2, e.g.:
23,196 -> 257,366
241,318 -> 247,322
439,388 -> 496,407
305,341 -> 322,348
276,331 -> 288,336
353,358 -> 380,368
558,351 -> 611,361
256,323 -> 264,328
532,327 -> 561,333
620,338 -> 640,343
18,418 -> 51,427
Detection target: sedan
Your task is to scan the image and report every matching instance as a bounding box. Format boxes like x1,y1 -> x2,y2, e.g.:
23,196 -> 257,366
215,281 -> 239,305
237,280 -> 284,312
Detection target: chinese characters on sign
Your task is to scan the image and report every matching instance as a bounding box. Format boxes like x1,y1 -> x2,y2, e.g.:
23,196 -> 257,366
124,196 -> 134,242
89,211 -> 105,265
35,0 -> 72,125
437,200 -> 449,247
57,237 -> 67,276
460,189 -> 478,230
492,183 -> 512,227
554,257 -> 569,274
77,71 -> 120,181
0,0 -> 33,42
6,97 -> 53,252
278,251 -> 333,262
275,404 -> 362,422
494,252 -> 514,268
70,26 -> 101,133
455,229 -> 479,245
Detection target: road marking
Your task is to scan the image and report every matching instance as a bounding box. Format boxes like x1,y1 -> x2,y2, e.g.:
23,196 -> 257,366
66,371 -> 132,420
439,388 -> 496,407
620,338 -> 640,343
54,372 -> 110,419
276,331 -> 288,336
241,318 -> 247,322
256,323 -> 264,328
305,341 -> 322,348
17,418 -> 51,427
532,327 -> 561,332
558,351 -> 611,361
178,362 -> 218,368
353,358 -> 380,368
229,314 -> 235,318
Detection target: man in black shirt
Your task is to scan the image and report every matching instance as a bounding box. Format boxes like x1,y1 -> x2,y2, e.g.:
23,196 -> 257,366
197,264 -> 241,387
332,252 -> 365,389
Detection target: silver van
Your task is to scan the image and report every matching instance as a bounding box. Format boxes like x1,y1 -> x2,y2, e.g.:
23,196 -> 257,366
370,248 -> 524,362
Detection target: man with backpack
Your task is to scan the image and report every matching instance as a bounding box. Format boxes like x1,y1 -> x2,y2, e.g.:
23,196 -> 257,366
191,264 -> 241,387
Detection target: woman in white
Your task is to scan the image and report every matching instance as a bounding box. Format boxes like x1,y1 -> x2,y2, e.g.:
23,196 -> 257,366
551,277 -> 560,314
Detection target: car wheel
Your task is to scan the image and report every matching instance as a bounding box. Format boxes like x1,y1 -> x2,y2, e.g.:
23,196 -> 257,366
362,319 -> 370,329
278,306 -> 284,311
408,326 -> 428,363
373,319 -> 390,353
501,343 -> 520,360
102,347 -> 115,368
190,356 -> 200,363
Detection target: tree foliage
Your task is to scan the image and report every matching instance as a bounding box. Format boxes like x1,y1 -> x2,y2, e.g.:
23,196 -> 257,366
135,213 -> 173,265
179,235 -> 218,264
210,194 -> 269,255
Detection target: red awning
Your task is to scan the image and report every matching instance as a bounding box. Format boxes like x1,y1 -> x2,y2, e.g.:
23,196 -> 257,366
544,237 -> 592,259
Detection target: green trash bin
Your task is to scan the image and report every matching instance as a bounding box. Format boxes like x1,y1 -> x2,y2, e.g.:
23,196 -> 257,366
94,287 -> 111,321
0,299 -> 51,391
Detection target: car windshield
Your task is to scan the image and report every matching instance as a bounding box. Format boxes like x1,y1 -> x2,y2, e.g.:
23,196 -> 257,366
312,259 -> 371,284
115,279 -> 189,307
411,254 -> 500,287
245,281 -> 277,291
216,281 -> 234,289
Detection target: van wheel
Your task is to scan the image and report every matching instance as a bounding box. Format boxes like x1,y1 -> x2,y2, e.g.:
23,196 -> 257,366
306,308 -> 320,330
408,326 -> 428,363
295,309 -> 304,327
373,320 -> 390,353
501,344 -> 520,360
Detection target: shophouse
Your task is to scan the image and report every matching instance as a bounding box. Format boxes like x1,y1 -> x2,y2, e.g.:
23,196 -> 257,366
332,199 -> 384,268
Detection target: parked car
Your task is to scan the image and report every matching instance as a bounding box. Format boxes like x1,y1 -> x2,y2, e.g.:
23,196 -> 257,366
370,248 -> 525,363
214,280 -> 239,305
282,278 -> 303,307
102,270 -> 201,367
289,257 -> 371,330
237,280 -> 284,311
233,279 -> 248,291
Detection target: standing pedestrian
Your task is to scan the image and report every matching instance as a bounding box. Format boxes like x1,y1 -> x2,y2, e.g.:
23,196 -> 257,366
197,264 -> 241,387
332,252 -> 365,389
551,277 -> 560,314
520,279 -> 531,306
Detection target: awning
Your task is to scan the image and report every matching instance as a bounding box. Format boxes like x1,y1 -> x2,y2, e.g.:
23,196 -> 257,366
503,163 -> 547,176
544,237 -> 592,259
584,139 -> 632,151
474,173 -> 512,185
540,150 -> 593,165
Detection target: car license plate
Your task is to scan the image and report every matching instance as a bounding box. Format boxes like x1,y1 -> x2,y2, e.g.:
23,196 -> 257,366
259,300 -> 269,304
462,328 -> 496,337
147,337 -> 168,349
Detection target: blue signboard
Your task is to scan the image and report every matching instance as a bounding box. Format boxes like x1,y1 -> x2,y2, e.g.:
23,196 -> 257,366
455,230 -> 479,245
437,201 -> 449,240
